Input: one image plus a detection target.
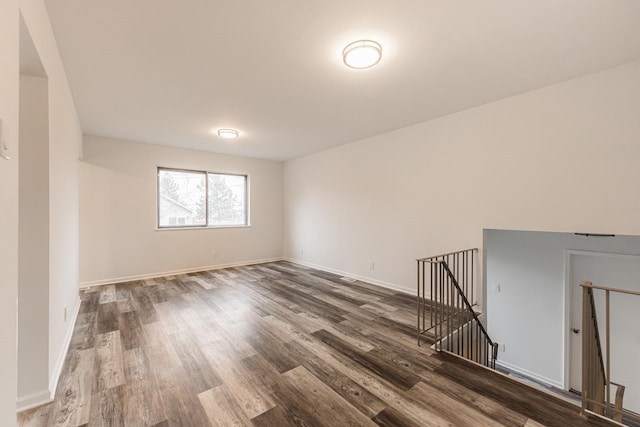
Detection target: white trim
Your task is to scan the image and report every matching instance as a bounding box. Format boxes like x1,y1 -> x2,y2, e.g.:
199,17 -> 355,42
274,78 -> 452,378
284,257 -> 413,296
16,389 -> 52,413
16,295 -> 81,413
49,295 -> 81,398
155,224 -> 252,231
79,257 -> 284,289
156,167 -> 250,229
495,359 -> 564,389
563,250 -> 572,390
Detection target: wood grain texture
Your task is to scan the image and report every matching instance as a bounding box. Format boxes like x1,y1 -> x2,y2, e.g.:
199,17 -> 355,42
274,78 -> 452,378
94,331 -> 125,393
283,365 -> 377,427
50,348 -> 95,426
198,385 -> 252,427
18,261 -> 616,427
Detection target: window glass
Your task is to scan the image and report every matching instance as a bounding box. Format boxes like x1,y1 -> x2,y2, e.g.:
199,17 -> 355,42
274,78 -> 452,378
158,168 -> 248,228
208,173 -> 247,226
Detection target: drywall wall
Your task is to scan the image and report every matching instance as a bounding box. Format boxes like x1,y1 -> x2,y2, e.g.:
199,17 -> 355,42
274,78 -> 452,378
16,0 -> 82,411
79,135 -> 284,285
18,75 -> 49,402
485,230 -> 640,391
0,0 -> 20,423
283,60 -> 640,299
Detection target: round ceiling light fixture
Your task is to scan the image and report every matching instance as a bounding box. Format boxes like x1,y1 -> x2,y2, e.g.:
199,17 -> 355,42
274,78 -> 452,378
343,40 -> 382,69
217,128 -> 239,139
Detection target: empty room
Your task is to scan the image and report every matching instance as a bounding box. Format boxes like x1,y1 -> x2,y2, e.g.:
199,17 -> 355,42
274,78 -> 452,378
3,0 -> 640,426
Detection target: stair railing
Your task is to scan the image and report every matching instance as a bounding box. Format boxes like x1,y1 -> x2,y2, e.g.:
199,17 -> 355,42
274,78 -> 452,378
417,249 -> 498,368
580,281 -> 639,424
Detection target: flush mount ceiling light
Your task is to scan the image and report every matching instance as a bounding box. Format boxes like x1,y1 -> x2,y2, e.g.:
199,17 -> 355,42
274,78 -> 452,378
343,40 -> 382,69
217,128 -> 239,139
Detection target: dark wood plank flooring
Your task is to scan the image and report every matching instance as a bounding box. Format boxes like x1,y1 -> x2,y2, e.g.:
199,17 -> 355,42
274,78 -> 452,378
18,261 -> 614,426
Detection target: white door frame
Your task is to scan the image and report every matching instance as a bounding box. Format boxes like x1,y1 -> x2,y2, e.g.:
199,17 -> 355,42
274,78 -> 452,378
563,249 -> 640,391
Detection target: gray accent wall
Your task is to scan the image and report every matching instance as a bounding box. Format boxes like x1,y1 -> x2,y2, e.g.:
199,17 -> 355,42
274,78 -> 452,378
485,229 -> 640,389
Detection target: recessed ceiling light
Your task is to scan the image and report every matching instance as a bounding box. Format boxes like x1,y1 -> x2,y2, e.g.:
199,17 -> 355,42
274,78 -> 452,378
217,129 -> 239,139
343,40 -> 382,69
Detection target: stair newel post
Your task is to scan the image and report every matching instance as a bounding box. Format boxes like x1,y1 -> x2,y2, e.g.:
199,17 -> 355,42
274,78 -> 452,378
581,282 -> 589,414
417,260 -> 420,346
605,289 -> 610,410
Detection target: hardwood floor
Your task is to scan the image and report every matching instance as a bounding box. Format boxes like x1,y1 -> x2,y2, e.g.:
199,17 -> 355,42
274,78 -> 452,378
18,261 -> 614,426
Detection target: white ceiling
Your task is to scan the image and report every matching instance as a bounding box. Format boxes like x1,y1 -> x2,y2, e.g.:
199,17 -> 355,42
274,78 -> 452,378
45,0 -> 640,161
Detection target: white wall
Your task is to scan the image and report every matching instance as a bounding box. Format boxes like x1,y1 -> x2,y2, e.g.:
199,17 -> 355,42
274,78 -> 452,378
18,75 -> 49,401
0,0 -> 80,421
80,135 -> 284,285
0,0 -> 21,423
485,230 -> 640,388
283,60 -> 640,295
16,0 -> 82,413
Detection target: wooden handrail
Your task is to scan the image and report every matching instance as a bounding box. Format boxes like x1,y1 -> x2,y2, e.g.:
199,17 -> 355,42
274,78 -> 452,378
416,248 -> 478,262
580,282 -> 640,297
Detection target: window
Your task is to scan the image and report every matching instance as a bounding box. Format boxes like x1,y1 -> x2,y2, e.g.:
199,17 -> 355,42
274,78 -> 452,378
157,167 -> 248,228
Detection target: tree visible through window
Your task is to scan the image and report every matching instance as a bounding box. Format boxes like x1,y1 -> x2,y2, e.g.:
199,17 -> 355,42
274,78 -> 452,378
157,168 -> 248,228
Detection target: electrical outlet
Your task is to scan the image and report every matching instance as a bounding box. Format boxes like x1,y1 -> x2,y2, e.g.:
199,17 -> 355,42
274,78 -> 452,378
64,306 -> 68,322
494,284 -> 501,293
500,343 -> 506,352
211,251 -> 218,259
369,260 -> 375,270
299,248 -> 304,255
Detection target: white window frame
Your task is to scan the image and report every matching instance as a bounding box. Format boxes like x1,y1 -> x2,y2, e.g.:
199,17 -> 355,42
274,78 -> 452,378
157,167 -> 249,229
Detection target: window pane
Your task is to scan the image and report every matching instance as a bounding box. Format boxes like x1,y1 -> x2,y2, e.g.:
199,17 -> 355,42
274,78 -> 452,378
208,174 -> 247,226
158,169 -> 206,227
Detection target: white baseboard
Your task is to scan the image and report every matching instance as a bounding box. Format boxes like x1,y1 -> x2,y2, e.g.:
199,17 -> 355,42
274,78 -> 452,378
79,257 -> 285,289
283,257 -> 413,296
495,359 -> 564,389
16,389 -> 53,413
16,295 -> 81,413
50,295 -> 81,398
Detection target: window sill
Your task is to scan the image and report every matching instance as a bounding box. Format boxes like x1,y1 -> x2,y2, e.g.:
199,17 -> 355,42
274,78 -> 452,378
155,224 -> 252,231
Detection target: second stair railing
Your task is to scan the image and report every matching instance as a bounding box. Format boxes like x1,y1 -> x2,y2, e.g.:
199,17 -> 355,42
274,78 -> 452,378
581,281 -> 638,425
